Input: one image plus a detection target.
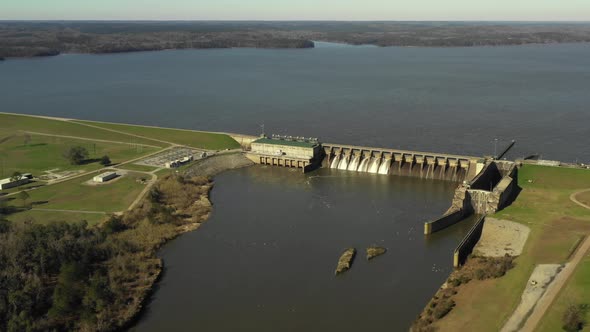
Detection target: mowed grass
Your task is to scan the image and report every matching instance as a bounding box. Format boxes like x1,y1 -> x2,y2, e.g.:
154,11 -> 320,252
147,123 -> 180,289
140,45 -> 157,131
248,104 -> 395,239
22,171 -> 147,212
0,113 -> 167,147
74,120 -> 241,150
538,254 -> 590,332
6,209 -> 107,226
434,165 -> 590,332
0,133 -> 160,177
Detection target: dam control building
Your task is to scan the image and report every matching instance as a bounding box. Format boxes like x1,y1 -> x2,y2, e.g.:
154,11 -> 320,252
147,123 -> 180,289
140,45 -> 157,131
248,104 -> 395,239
246,135 -> 322,172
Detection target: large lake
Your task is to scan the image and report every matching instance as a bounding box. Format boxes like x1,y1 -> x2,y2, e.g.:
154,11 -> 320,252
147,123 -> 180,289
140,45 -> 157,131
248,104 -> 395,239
1,42 -> 589,330
1,42 -> 590,162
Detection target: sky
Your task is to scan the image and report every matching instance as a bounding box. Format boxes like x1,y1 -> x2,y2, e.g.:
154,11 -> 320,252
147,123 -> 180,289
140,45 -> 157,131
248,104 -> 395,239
1,0 -> 590,21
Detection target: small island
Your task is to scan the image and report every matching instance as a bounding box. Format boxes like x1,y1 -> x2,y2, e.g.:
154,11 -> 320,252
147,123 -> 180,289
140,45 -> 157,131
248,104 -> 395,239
366,246 -> 387,260
335,248 -> 357,275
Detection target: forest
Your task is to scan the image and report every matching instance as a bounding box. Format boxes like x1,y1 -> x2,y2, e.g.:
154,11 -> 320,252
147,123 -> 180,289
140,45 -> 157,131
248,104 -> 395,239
0,174 -> 213,331
2,21 -> 590,58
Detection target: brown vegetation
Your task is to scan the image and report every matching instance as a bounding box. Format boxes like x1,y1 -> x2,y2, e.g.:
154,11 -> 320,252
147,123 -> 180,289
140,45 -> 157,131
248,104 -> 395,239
411,255 -> 515,332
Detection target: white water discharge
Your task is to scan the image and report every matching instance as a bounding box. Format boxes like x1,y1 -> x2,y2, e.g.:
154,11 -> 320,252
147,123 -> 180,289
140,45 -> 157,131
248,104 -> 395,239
330,155 -> 340,169
378,159 -> 391,175
348,156 -> 361,171
358,158 -> 370,172
337,156 -> 349,170
368,158 -> 382,174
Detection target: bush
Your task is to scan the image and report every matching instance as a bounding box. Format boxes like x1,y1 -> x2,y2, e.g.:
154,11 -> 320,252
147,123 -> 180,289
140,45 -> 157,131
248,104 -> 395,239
103,215 -> 126,234
433,299 -> 455,319
63,146 -> 89,165
100,155 -> 111,166
562,304 -> 586,332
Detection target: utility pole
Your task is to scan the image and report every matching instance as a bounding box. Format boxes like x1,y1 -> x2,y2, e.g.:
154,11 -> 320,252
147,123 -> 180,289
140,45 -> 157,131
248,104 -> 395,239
493,138 -> 498,159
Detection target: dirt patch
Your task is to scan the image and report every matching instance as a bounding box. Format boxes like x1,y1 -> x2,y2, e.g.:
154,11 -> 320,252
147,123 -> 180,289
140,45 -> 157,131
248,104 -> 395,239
500,264 -> 563,332
473,218 -> 530,257
38,168 -> 85,182
184,153 -> 253,177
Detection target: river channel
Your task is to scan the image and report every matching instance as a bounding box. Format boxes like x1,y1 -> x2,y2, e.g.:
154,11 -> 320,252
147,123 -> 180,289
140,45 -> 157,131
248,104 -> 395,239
132,166 -> 475,331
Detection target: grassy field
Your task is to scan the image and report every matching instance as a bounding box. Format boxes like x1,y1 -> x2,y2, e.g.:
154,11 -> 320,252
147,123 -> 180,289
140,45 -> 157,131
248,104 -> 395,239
537,255 -> 590,332
9,171 -> 147,213
6,209 -> 107,226
577,190 -> 590,207
0,113 -> 167,147
0,132 -> 159,177
434,165 -> 590,332
74,120 -> 241,150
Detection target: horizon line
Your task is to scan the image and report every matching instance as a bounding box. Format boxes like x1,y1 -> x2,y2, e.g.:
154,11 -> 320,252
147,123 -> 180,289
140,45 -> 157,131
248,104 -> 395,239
1,19 -> 590,23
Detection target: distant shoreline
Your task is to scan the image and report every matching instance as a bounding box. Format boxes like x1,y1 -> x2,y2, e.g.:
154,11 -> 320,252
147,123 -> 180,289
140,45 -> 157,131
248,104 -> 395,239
2,21 -> 590,59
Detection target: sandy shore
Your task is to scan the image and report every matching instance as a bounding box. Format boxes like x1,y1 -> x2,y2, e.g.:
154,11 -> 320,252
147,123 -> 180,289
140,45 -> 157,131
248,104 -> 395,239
473,218 -> 530,257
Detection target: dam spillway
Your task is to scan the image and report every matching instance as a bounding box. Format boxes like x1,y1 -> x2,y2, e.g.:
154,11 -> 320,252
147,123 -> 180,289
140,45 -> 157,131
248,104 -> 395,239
322,144 -> 478,182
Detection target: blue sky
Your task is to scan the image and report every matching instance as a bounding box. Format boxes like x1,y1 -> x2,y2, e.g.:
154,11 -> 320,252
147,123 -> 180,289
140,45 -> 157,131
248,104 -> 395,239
2,0 -> 589,21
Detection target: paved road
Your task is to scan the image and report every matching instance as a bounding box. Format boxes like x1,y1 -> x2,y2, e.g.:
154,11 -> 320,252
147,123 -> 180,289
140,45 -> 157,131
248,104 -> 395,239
519,189 -> 590,332
31,208 -> 107,214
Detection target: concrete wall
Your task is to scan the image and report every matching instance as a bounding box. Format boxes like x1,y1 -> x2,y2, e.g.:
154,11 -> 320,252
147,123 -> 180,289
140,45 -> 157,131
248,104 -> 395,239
469,161 -> 502,191
467,163 -> 518,214
424,209 -> 466,235
0,178 -> 30,190
453,215 -> 486,267
322,143 -> 478,182
251,142 -> 316,159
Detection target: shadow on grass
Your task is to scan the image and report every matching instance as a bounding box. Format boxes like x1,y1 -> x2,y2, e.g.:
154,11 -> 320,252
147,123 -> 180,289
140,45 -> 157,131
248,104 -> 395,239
79,158 -> 101,165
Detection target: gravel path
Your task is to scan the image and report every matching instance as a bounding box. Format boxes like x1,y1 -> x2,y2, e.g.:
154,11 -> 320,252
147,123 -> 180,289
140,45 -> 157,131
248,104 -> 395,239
501,264 -> 563,332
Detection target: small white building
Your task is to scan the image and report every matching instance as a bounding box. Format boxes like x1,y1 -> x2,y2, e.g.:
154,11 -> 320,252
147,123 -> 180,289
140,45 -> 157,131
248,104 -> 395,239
165,155 -> 194,168
93,172 -> 117,183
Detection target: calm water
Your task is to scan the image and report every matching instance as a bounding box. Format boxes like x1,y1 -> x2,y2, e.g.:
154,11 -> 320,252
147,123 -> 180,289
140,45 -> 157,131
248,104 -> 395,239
132,167 -> 475,332
1,42 -> 590,162
1,42 -> 588,330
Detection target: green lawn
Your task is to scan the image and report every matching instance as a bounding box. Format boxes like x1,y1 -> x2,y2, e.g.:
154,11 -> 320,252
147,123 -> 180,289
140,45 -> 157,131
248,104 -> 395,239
434,165 -> 590,332
20,171 -> 147,213
0,132 -> 160,177
538,255 -> 590,332
0,113 -> 167,147
6,209 -> 107,226
74,120 -> 241,150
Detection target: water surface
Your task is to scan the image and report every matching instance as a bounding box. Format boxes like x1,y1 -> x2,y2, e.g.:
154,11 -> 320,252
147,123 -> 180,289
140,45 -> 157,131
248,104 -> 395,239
1,42 -> 590,162
132,167 -> 475,331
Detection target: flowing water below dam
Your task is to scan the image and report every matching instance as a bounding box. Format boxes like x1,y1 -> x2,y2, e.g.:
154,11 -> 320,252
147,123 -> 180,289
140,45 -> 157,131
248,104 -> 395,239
132,166 -> 478,331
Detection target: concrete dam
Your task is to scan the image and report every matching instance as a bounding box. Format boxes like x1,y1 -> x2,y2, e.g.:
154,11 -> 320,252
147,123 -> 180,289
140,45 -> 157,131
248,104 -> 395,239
322,144 -> 479,182
244,135 -> 518,267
